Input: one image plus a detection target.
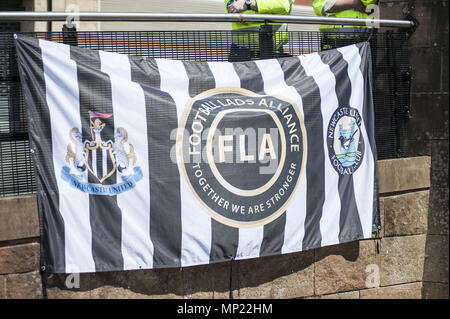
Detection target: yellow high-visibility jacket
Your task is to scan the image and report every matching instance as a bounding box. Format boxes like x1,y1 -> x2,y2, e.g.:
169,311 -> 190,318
312,0 -> 378,30
224,0 -> 293,50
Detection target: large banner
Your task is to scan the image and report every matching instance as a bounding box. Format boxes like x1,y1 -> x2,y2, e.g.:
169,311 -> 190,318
15,34 -> 379,273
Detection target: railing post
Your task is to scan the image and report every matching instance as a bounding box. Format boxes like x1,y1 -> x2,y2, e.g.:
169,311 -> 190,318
259,23 -> 274,59
62,23 -> 77,46
386,31 -> 404,157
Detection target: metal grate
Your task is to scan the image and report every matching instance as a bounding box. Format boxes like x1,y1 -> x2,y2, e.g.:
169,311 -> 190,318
0,29 -> 410,197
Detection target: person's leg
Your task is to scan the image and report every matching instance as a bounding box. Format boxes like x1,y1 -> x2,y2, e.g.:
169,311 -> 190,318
320,32 -> 335,51
228,43 -> 256,62
274,46 -> 292,59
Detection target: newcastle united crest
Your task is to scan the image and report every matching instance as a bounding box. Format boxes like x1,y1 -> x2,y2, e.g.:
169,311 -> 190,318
62,111 -> 142,195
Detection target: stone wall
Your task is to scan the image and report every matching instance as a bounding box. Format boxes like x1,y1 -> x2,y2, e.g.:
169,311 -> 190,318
1,0 -> 447,301
2,156 -> 446,299
379,0 -> 449,298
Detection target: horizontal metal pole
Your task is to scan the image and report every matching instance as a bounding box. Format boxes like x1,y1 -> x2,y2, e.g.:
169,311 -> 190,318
0,12 -> 414,28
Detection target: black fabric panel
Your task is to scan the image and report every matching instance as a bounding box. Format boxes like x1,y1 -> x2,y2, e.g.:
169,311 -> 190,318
357,42 -> 380,232
130,57 -> 183,267
14,35 -> 66,273
320,48 -> 364,243
70,46 -> 124,271
234,60 -> 287,257
279,56 -> 325,250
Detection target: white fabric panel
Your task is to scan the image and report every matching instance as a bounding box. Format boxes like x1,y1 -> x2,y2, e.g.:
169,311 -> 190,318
156,58 -> 213,266
99,50 -> 154,270
208,61 -> 266,260
254,58 -> 307,254
299,52 -> 341,247
338,45 -> 375,239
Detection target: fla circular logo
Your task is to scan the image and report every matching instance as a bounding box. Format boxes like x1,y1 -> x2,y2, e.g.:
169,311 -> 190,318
327,106 -> 365,175
176,88 -> 307,228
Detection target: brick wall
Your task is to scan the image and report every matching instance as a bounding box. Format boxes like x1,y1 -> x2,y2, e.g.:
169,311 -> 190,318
2,156 -> 445,299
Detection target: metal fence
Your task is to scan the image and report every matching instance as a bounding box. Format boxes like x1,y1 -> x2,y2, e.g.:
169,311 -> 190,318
0,29 -> 411,197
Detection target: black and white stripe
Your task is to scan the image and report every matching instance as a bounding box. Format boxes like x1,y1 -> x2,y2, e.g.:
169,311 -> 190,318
244,60 -> 288,258
321,48 -> 364,243
128,56 -> 182,268
98,51 -> 155,270
339,44 -> 376,238
184,61 -> 240,263
208,61 -> 262,261
16,36 -> 67,273
357,43 -> 380,232
278,56 -> 324,252
70,46 -> 124,272
15,35 -> 379,273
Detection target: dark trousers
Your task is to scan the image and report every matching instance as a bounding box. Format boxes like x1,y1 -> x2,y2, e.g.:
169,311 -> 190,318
228,43 -> 291,62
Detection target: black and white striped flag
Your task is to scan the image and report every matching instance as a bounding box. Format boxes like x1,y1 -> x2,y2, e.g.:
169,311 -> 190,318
15,34 -> 379,273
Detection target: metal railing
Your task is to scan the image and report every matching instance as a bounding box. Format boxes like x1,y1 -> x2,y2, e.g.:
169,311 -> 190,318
0,13 -> 413,197
0,12 -> 415,29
